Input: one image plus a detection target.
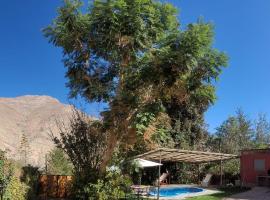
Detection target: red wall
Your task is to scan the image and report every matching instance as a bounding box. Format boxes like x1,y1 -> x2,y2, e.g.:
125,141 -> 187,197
241,150 -> 270,185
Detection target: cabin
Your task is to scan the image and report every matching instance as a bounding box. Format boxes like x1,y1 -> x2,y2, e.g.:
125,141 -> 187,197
241,149 -> 270,186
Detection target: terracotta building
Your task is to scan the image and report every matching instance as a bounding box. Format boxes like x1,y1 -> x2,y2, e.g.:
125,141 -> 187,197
241,149 -> 270,186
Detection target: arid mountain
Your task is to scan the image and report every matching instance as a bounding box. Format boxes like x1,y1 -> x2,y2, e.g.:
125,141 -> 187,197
0,95 -> 75,166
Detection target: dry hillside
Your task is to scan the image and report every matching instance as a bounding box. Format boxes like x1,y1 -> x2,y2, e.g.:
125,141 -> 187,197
0,95 -> 75,166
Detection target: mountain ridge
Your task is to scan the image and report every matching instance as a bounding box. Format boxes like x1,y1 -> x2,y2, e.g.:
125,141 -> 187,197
0,95 -> 75,166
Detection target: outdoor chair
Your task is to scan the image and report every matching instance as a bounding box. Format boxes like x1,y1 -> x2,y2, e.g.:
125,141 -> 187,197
201,173 -> 213,187
155,172 -> 169,185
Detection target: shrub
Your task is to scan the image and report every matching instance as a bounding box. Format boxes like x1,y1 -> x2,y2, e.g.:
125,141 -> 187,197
0,150 -> 13,198
82,170 -> 132,200
46,147 -> 73,175
3,176 -> 28,200
20,165 -> 40,200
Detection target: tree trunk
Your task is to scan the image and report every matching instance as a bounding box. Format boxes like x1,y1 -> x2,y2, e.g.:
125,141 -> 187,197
100,130 -> 120,173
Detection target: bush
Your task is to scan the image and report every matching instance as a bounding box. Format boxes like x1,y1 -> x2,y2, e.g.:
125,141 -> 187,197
20,165 -> 40,200
208,160 -> 240,176
3,176 -> 28,200
81,170 -> 132,200
47,148 -> 73,175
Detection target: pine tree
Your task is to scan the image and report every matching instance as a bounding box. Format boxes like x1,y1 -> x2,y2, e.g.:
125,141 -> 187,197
19,133 -> 30,166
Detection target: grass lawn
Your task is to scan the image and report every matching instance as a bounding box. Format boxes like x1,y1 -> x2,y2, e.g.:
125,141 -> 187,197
187,186 -> 250,200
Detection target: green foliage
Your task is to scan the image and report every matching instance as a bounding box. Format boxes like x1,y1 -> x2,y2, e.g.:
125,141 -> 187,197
209,109 -> 270,156
151,125 -> 174,147
0,151 -> 29,200
206,109 -> 253,175
254,113 -> 270,146
133,101 -> 165,135
19,133 -> 31,166
173,163 -> 198,184
52,109 -> 107,195
208,160 -> 240,176
45,0 -> 228,174
134,112 -> 156,135
47,147 -> 73,175
210,109 -> 253,154
20,165 -> 40,200
3,176 -> 28,200
0,151 -> 13,198
207,109 -> 270,177
84,170 -> 132,200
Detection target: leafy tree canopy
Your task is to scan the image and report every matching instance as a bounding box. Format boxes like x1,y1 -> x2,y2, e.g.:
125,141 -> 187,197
44,0 -> 228,170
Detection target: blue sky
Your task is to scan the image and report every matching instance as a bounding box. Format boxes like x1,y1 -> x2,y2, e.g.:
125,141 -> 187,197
1,0 -> 270,132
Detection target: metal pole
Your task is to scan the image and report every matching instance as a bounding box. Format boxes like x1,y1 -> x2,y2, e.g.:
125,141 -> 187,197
157,150 -> 161,200
197,164 -> 200,185
219,138 -> 223,186
220,159 -> 223,186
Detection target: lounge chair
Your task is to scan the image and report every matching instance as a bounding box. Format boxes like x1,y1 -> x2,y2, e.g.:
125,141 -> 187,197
155,172 -> 169,185
201,173 -> 213,187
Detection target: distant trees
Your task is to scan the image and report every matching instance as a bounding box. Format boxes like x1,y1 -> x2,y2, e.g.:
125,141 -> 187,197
254,113 -> 270,147
207,109 -> 270,175
46,148 -> 73,175
214,109 -> 253,154
209,109 -> 270,154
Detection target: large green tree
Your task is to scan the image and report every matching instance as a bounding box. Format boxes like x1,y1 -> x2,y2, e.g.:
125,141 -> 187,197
44,0 -> 227,171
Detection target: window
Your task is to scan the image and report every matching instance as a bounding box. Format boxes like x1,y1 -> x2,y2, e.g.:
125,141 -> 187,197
254,159 -> 265,171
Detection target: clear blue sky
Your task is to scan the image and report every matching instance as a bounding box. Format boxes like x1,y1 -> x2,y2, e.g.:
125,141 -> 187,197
1,0 -> 270,132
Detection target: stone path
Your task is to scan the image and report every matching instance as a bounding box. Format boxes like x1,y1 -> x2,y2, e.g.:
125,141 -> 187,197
224,187 -> 270,200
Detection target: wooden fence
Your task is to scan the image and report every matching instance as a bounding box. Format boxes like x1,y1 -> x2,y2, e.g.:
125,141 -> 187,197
38,175 -> 73,198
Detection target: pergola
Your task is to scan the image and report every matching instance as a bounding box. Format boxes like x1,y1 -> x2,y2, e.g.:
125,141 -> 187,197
134,148 -> 239,199
134,148 -> 238,163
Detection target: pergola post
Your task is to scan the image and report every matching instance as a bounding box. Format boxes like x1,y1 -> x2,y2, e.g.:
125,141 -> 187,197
197,164 -> 200,185
220,159 -> 223,186
157,150 -> 161,200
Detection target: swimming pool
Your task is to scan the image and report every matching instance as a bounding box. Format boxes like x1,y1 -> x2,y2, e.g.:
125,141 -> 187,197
149,186 -> 204,197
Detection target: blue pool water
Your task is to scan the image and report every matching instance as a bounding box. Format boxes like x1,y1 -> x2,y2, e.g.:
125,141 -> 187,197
149,186 -> 203,197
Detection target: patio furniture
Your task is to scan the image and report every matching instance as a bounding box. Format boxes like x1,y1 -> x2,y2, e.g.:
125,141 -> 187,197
130,185 -> 151,197
155,172 -> 169,185
201,173 -> 213,187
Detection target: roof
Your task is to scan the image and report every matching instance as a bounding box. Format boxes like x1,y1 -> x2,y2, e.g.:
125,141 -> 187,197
241,148 -> 270,152
241,148 -> 270,154
134,148 -> 239,164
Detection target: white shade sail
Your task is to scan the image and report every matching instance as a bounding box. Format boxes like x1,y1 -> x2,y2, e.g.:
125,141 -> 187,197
135,158 -> 162,168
